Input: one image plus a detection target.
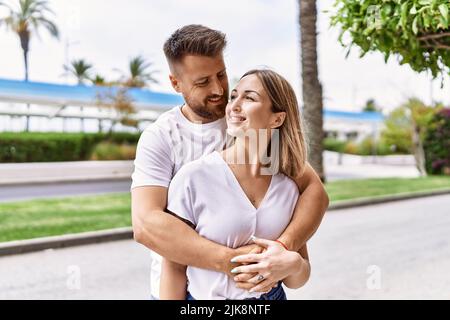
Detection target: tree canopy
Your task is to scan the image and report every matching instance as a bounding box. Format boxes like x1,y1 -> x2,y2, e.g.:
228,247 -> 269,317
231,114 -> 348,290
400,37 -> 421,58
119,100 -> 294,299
330,0 -> 450,79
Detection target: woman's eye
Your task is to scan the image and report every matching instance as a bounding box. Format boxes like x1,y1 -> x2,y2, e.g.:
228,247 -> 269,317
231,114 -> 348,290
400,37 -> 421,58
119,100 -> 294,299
230,95 -> 236,100
246,96 -> 255,101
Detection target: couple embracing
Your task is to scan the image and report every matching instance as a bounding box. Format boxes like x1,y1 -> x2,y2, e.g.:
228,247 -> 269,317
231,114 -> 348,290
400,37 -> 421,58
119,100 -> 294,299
131,24 -> 329,300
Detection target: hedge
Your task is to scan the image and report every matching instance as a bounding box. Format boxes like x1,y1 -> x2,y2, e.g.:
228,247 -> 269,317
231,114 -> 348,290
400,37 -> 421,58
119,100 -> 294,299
0,132 -> 140,163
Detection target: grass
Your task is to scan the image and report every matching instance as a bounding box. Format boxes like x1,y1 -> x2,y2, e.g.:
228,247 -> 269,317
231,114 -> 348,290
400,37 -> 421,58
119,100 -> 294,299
0,193 -> 130,242
325,176 -> 450,202
0,176 -> 449,242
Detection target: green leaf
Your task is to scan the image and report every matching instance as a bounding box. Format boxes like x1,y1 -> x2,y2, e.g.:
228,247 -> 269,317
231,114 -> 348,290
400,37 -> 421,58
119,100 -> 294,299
439,16 -> 449,29
423,13 -> 431,28
438,4 -> 448,23
382,3 -> 393,16
412,16 -> 419,34
401,2 -> 409,28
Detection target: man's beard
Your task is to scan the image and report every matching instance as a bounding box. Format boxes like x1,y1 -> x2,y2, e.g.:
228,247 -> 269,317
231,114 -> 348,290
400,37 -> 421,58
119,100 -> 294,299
183,92 -> 228,121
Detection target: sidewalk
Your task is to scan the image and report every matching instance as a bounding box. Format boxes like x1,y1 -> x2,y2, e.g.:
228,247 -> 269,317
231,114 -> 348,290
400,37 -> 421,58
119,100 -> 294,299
0,152 -> 421,185
324,151 -> 420,181
0,160 -> 134,185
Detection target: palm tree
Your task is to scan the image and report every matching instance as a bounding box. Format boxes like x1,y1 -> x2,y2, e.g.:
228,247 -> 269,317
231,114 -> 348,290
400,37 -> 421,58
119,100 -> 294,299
0,0 -> 59,81
91,74 -> 106,86
299,0 -> 325,182
122,55 -> 158,88
63,59 -> 93,84
63,59 -> 93,132
0,0 -> 59,131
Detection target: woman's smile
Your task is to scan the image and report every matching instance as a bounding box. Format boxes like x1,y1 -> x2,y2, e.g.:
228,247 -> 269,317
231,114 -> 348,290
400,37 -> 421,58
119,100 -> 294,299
228,114 -> 247,124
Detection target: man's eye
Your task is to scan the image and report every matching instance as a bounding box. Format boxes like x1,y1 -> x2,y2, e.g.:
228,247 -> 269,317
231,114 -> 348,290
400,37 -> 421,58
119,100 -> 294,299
197,80 -> 208,86
230,95 -> 236,100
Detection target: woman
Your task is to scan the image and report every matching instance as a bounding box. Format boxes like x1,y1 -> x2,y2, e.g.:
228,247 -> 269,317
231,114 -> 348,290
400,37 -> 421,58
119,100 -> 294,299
160,69 -> 311,300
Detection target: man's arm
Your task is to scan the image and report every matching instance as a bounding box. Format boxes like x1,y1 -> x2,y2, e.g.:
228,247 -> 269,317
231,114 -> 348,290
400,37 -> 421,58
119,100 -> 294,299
132,186 -> 255,275
277,162 -> 329,251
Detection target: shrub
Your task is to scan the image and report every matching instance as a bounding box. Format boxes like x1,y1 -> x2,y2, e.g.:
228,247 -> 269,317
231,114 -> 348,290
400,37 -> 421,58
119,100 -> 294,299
344,141 -> 358,154
424,108 -> 450,175
0,132 -> 140,162
323,138 -> 346,153
90,142 -> 136,160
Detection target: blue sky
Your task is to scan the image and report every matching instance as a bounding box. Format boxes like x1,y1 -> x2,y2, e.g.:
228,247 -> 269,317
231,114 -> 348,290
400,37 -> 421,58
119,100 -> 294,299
0,0 -> 448,112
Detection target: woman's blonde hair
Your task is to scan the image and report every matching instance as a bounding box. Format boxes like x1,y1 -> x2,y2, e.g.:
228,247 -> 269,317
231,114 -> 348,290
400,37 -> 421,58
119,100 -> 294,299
241,69 -> 307,178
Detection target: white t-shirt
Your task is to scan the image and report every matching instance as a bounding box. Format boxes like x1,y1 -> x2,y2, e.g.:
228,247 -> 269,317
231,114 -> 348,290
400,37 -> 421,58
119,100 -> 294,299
167,151 -> 299,300
131,106 -> 227,298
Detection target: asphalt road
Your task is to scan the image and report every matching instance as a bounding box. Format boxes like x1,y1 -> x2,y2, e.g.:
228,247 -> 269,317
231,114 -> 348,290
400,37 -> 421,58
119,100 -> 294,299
0,179 -> 131,203
0,194 -> 449,299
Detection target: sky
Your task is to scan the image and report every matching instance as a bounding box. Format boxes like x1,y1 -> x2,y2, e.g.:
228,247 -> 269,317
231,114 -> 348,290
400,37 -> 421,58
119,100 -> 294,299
0,0 -> 449,113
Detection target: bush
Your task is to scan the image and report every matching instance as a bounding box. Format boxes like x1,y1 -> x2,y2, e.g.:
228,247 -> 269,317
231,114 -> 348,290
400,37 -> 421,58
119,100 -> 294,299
90,142 -> 136,160
344,141 -> 358,154
424,108 -> 450,175
0,132 -> 140,163
323,138 -> 346,153
357,137 -> 395,156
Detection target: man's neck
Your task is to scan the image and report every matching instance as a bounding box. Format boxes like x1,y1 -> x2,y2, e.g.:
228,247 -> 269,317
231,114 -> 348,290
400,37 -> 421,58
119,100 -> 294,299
181,104 -> 219,124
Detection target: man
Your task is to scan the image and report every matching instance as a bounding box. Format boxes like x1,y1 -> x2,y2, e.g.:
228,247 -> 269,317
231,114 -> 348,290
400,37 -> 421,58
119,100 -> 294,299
131,24 -> 329,300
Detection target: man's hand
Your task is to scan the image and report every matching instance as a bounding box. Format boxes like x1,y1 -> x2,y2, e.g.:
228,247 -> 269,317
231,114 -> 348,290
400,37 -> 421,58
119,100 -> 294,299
230,237 -> 303,293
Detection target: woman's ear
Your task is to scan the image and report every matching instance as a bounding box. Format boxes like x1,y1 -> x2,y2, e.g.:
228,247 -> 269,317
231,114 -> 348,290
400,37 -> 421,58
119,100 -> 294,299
270,112 -> 286,129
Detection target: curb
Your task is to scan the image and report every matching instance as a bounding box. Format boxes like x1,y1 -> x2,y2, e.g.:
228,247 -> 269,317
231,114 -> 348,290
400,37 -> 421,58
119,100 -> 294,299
0,176 -> 131,187
328,188 -> 450,210
1,189 -> 449,257
0,227 -> 133,257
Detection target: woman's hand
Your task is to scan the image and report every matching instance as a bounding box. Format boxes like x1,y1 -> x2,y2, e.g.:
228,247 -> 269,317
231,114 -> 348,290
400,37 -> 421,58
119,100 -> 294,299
230,236 -> 304,293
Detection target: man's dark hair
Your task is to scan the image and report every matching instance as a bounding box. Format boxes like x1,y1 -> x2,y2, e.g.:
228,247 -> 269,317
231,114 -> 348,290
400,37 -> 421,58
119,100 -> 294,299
163,24 -> 227,64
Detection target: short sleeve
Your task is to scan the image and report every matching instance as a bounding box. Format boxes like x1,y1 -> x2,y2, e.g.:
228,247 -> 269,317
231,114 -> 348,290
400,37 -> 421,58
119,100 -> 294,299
131,127 -> 174,189
166,166 -> 196,226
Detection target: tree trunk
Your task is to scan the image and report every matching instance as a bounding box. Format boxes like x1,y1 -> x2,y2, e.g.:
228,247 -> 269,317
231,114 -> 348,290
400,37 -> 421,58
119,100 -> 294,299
20,33 -> 30,132
299,0 -> 325,182
23,49 -> 31,132
23,48 -> 29,82
411,117 -> 427,176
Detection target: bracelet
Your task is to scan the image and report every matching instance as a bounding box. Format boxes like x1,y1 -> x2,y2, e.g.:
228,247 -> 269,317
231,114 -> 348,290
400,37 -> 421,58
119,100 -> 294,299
275,239 -> 289,250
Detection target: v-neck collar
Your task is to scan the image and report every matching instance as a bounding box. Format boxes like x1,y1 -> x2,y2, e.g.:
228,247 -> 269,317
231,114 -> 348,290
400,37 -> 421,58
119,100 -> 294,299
213,151 -> 275,211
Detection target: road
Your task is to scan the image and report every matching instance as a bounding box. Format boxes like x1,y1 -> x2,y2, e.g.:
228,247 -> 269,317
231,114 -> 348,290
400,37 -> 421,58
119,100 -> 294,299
0,179 -> 131,203
0,195 -> 449,299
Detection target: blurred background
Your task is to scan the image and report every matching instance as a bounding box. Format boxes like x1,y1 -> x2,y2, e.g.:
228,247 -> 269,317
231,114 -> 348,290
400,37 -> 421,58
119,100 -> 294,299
0,0 -> 449,299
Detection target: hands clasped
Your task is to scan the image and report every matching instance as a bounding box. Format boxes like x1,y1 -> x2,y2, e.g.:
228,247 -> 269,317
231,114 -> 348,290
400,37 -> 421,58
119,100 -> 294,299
230,236 -> 303,293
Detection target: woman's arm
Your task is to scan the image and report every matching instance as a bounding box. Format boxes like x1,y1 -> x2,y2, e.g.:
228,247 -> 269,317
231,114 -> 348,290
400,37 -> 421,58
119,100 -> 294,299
160,257 -> 188,300
282,245 -> 311,289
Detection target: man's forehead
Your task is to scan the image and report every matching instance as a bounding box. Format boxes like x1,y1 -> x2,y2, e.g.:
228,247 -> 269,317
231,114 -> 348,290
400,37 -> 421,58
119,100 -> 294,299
177,55 -> 225,76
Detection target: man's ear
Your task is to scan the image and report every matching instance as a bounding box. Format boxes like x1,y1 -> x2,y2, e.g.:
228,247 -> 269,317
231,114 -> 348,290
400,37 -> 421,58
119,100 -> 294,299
169,74 -> 181,93
271,112 -> 286,129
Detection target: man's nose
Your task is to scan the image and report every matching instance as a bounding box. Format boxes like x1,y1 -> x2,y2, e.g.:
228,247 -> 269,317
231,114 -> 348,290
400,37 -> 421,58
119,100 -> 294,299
210,78 -> 224,96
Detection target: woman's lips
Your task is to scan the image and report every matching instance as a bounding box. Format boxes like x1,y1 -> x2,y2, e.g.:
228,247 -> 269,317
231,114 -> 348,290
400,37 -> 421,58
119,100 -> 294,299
228,115 -> 246,123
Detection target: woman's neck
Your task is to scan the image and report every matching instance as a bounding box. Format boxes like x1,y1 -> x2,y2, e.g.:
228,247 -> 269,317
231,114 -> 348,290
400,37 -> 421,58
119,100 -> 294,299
223,136 -> 269,177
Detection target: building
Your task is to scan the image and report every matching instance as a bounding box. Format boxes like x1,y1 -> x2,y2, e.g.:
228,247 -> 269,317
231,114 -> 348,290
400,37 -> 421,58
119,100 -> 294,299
0,78 -> 384,139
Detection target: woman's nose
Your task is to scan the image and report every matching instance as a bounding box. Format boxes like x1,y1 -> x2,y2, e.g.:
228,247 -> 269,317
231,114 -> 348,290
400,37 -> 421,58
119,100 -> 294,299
230,99 -> 241,112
